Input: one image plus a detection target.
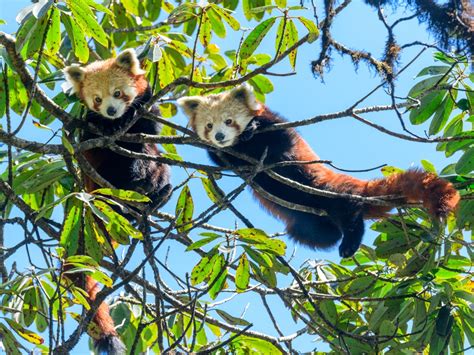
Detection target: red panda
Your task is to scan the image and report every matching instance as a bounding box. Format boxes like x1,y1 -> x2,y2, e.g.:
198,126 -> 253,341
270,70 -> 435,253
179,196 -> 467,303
64,49 -> 172,353
177,84 -> 460,258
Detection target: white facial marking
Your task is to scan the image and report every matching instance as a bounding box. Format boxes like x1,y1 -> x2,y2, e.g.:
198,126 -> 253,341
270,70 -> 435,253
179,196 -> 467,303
100,96 -> 128,119
63,49 -> 144,119
178,84 -> 261,147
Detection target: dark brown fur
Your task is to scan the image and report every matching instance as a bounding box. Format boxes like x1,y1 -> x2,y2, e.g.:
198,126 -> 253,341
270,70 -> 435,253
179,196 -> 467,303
207,107 -> 460,257
80,87 -> 171,353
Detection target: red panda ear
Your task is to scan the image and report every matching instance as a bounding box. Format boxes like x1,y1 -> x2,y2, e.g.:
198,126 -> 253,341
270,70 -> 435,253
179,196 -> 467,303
177,97 -> 202,117
63,65 -> 85,93
115,49 -> 146,75
231,84 -> 260,111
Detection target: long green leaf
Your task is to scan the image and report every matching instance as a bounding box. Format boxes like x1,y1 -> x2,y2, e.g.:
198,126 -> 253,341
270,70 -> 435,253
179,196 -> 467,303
235,254 -> 250,292
62,14 -> 89,63
299,16 -> 319,43
66,0 -> 108,46
45,7 -> 60,54
175,185 -> 194,233
60,204 -> 82,256
240,17 -> 276,61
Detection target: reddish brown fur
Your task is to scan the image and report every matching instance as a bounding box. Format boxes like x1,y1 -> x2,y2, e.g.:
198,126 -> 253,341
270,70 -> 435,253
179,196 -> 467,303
362,170 -> 460,218
179,85 -> 460,258
259,118 -> 460,219
86,276 -> 117,336
132,74 -> 148,96
78,149 -> 116,339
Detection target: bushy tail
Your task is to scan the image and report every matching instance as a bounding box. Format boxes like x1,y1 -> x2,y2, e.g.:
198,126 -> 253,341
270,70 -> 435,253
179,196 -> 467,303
86,276 -> 126,354
363,169 -> 460,218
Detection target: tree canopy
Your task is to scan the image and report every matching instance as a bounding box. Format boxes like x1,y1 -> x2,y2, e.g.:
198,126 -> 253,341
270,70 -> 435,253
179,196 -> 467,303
0,0 -> 473,353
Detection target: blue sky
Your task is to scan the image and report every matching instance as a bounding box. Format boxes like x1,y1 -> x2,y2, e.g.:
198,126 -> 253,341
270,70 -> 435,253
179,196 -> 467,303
0,0 -> 459,353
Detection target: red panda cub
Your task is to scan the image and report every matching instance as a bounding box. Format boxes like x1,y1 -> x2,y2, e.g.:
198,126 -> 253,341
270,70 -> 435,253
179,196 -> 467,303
178,84 -> 460,258
64,49 -> 172,354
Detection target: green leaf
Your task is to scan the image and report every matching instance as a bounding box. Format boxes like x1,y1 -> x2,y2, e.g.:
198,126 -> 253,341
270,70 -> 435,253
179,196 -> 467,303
251,5 -> 278,14
175,185 -> 194,233
16,15 -> 36,52
211,5 -> 240,31
408,75 -> 446,98
235,254 -> 250,292
25,10 -> 50,58
455,147 -> 474,175
111,303 -> 131,332
70,286 -> 91,310
208,267 -> 227,300
62,14 -> 89,63
186,234 -> 219,251
66,255 -> 99,267
275,0 -> 287,7
274,17 -> 287,55
35,287 -> 48,333
93,199 -> 142,242
243,246 -> 273,268
45,7 -> 60,55
84,210 -> 103,262
456,98 -> 470,111
66,0 -> 109,47
429,92 -> 456,135
93,188 -> 150,202
207,8 -> 226,38
416,65 -> 451,77
421,159 -> 436,173
60,204 -> 82,256
5,318 -> 44,345
89,270 -> 113,288
435,306 -> 453,337
231,335 -> 282,353
286,19 -> 298,68
0,323 -> 22,355
298,17 -> 319,43
0,324 -> 22,355
82,0 -> 114,16
236,228 -> 286,256
157,50 -> 175,88
199,11 -> 212,47
240,17 -> 277,61
121,0 -> 140,15
379,319 -> 397,337
409,91 -> 445,125
22,287 -> 37,326
215,309 -> 251,326
320,300 -> 337,325
207,253 -> 227,294
200,178 -> 223,205
190,255 -> 214,285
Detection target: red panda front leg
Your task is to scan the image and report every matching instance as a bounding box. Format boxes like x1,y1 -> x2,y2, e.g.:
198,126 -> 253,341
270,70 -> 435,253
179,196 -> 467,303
338,213 -> 365,258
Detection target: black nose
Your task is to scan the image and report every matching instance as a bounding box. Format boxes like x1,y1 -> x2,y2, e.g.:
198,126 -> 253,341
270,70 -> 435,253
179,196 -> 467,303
107,107 -> 117,116
215,132 -> 225,142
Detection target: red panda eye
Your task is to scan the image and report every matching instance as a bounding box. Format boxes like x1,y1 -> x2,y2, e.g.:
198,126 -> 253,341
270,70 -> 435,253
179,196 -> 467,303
225,119 -> 232,125
113,90 -> 121,98
206,123 -> 213,129
94,96 -> 102,104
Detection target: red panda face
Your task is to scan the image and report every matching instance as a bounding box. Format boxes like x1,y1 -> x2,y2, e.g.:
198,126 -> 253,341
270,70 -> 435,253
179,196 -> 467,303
64,49 -> 148,119
178,84 -> 262,147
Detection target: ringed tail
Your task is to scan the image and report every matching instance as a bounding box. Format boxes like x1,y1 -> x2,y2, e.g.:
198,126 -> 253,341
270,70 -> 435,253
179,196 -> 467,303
86,275 -> 126,354
363,169 -> 460,218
